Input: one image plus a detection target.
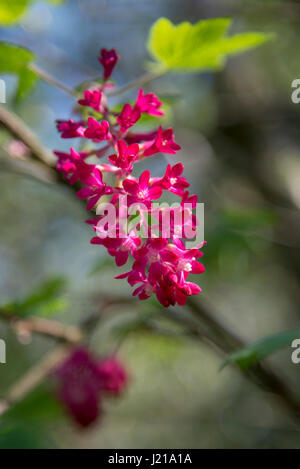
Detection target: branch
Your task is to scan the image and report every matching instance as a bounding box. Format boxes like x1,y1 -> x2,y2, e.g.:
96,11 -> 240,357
0,105 -> 55,167
29,63 -> 77,98
184,298 -> 300,415
0,309 -> 82,344
107,70 -> 167,97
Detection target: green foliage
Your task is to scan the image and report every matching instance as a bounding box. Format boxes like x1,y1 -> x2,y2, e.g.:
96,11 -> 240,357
0,42 -> 38,99
148,17 -> 273,72
221,328 -> 300,370
0,0 -> 29,25
1,277 -> 67,317
0,0 -> 64,26
0,386 -> 63,449
205,207 -> 277,279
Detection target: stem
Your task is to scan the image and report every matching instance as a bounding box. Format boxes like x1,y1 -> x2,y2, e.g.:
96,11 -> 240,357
29,63 -> 77,98
107,69 -> 167,97
3,345 -> 72,407
185,298 -> 300,415
0,105 -> 55,167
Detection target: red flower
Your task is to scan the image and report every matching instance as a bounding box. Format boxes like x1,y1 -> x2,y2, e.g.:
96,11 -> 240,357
108,140 -> 139,172
56,119 -> 85,138
98,48 -> 119,80
123,170 -> 163,206
160,163 -> 190,195
55,348 -> 128,428
144,126 -> 181,156
78,89 -> 103,113
134,88 -> 163,117
84,117 -> 111,142
97,357 -> 128,395
117,103 -> 141,133
54,148 -> 88,181
76,167 -> 112,210
55,348 -> 103,427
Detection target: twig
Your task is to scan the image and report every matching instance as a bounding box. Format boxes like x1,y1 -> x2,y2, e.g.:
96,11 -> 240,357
0,105 -> 55,167
184,298 -> 300,415
0,309 -> 83,344
107,70 -> 167,97
29,63 -> 77,98
3,345 -> 71,407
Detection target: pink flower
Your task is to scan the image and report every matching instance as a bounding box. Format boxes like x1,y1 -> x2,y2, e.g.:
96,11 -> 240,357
55,148 -> 93,185
78,89 -> 103,113
54,348 -> 127,428
160,163 -> 190,195
97,357 -> 128,395
123,170 -> 163,206
91,229 -> 141,266
108,140 -> 139,172
117,103 -> 141,133
84,117 -> 111,142
54,50 -> 205,308
76,167 -> 112,210
134,88 -> 163,116
55,348 -> 103,428
98,48 -> 119,80
144,126 -> 181,156
56,119 -> 85,138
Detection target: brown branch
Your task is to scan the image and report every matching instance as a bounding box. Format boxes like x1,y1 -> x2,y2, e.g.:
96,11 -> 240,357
29,63 -> 77,98
0,105 -> 55,167
185,298 -> 300,415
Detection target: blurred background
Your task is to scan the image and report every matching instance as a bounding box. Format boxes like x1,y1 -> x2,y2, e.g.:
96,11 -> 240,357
1,0 -> 300,449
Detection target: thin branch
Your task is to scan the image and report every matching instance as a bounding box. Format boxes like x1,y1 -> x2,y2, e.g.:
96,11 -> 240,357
107,70 -> 167,97
184,298 -> 300,416
0,105 -> 55,167
0,309 -> 83,344
29,63 -> 77,98
3,345 -> 72,407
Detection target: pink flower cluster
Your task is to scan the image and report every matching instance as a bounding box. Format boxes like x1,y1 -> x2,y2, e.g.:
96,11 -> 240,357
55,348 -> 127,427
54,48 -> 205,307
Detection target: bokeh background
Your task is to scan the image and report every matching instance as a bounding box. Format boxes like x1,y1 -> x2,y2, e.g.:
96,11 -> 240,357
1,0 -> 300,449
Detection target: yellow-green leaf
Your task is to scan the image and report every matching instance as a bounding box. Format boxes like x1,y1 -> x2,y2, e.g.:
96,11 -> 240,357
148,17 -> 273,72
0,42 -> 38,99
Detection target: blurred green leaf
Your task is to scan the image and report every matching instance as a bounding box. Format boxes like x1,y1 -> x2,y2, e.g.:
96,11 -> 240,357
2,386 -> 63,423
0,0 -> 65,26
0,0 -> 30,25
0,386 -> 63,449
221,328 -> 300,370
148,17 -> 273,72
0,42 -> 38,99
1,276 -> 67,317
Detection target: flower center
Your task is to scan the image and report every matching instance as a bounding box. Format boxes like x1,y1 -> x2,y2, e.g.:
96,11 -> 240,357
177,259 -> 192,272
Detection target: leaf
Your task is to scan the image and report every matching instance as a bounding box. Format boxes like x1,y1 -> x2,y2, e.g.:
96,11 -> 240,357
0,0 -> 65,26
221,328 -> 300,370
0,386 -> 63,449
0,42 -> 38,99
2,386 -> 63,423
148,17 -> 273,72
1,276 -> 67,317
0,0 -> 30,25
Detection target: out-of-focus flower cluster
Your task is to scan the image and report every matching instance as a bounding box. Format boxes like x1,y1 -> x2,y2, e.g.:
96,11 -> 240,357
54,48 -> 205,307
54,348 -> 127,427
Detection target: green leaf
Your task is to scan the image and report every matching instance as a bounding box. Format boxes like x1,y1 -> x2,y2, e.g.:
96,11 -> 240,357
0,42 -> 38,98
0,0 -> 30,25
148,17 -> 273,72
0,386 -> 63,449
221,328 -> 300,370
0,0 -> 65,26
1,276 -> 67,317
2,386 -> 63,423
